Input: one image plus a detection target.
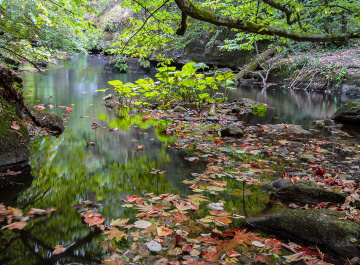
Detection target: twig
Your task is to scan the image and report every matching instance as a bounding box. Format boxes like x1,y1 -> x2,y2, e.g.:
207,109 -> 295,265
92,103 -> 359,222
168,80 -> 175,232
0,46 -> 41,71
120,0 -> 170,54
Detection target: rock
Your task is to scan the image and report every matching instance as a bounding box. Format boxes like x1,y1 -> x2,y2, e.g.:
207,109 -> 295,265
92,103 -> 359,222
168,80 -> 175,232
331,99 -> 360,125
288,171 -> 308,177
105,101 -> 116,108
36,113 -> 65,133
103,58 -> 154,74
181,103 -> 197,109
150,29 -> 266,68
270,179 -> 292,191
173,106 -> 187,113
236,98 -> 258,108
291,125 -> 312,135
300,155 -> 317,162
206,116 -> 220,121
184,117 -> 203,122
248,209 -> 360,259
0,96 -> 30,167
276,180 -> 346,205
221,126 -> 244,137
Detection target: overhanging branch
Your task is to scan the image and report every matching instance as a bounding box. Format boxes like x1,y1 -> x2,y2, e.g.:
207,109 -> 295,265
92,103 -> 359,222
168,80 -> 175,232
173,0 -> 360,42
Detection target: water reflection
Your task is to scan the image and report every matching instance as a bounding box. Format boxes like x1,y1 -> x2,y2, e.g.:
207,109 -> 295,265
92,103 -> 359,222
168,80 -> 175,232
0,55 -> 355,264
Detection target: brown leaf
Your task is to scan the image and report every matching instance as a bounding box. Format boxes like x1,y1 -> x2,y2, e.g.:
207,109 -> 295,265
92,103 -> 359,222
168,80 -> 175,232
85,216 -> 105,227
52,245 -> 65,255
1,221 -> 27,230
157,227 -> 173,237
214,216 -> 232,226
104,227 -> 127,240
11,121 -> 20,131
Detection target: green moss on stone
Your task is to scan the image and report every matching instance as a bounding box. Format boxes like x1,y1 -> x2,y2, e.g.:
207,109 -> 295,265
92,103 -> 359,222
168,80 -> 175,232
249,209 -> 360,258
0,95 -> 30,166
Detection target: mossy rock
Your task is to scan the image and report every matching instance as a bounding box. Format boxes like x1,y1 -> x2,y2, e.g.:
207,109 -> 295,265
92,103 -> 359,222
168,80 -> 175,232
0,96 -> 30,167
331,99 -> 360,125
276,180 -> 346,205
36,112 -> 65,133
248,209 -> 360,259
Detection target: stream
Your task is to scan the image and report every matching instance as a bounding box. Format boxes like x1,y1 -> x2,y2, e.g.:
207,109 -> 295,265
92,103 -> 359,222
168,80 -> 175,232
0,54 -> 359,265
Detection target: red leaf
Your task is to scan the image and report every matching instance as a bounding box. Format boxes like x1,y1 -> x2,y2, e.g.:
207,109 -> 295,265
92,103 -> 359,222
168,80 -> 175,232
85,216 -> 105,226
126,195 -> 140,203
136,145 -> 144,150
142,116 -> 149,121
314,167 -> 326,176
207,158 -> 216,163
240,143 -> 248,147
227,251 -> 241,257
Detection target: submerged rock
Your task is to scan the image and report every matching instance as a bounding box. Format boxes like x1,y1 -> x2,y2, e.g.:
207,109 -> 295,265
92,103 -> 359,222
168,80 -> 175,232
36,113 -> 65,133
331,99 -> 360,125
276,180 -> 346,205
221,126 -> 244,137
248,209 -> 360,259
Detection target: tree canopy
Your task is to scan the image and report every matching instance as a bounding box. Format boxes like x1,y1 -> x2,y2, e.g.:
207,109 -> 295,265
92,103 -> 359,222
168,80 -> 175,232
111,0 -> 360,59
0,0 -> 95,69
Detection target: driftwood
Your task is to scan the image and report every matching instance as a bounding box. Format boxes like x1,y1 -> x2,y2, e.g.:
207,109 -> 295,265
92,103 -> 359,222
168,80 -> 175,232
234,47 -> 276,80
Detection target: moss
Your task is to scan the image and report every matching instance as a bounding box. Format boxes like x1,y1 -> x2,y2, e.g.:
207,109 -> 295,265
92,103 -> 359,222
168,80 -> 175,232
0,95 -> 30,165
249,209 -> 360,258
276,180 -> 347,204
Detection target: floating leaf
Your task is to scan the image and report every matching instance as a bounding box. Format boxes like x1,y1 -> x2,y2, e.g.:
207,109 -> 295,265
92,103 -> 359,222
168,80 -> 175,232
134,220 -> 152,229
110,218 -> 130,227
157,227 -> 173,237
1,221 -> 27,230
52,245 -> 65,255
145,240 -> 162,252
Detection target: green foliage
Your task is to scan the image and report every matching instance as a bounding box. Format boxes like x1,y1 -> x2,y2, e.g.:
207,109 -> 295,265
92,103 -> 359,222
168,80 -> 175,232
251,104 -> 267,117
0,0 -> 97,68
107,61 -> 236,111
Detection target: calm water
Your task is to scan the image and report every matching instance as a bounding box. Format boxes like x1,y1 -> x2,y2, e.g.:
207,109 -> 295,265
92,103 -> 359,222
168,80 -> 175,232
0,55 -> 357,264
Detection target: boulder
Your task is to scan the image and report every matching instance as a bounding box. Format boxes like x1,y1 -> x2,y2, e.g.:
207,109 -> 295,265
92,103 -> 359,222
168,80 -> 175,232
0,96 -> 30,167
221,126 -> 244,136
36,113 -> 65,133
173,106 -> 187,113
331,99 -> 360,125
270,179 -> 292,191
248,209 -> 360,259
276,180 -> 346,205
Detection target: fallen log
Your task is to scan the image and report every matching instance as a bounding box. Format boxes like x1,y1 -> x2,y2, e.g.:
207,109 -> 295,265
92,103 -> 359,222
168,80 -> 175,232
234,47 -> 276,80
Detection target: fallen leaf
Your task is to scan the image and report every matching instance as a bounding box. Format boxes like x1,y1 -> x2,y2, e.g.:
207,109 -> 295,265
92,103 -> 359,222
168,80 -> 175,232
134,220 -> 152,229
136,145 -> 144,150
157,227 -> 173,237
52,245 -> 65,255
227,251 -> 241,257
11,121 -> 20,131
110,218 -> 130,227
145,240 -> 162,252
1,221 -> 27,230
